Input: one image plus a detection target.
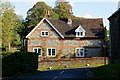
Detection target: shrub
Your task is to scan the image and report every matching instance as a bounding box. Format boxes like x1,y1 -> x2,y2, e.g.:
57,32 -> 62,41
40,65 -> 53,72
2,51 -> 38,77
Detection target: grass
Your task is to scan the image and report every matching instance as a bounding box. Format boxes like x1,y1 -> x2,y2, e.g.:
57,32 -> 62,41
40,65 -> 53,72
91,64 -> 120,80
38,64 -> 104,71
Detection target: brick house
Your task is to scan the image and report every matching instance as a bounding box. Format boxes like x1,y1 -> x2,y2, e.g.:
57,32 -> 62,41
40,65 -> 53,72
25,17 -> 104,58
108,2 -> 120,63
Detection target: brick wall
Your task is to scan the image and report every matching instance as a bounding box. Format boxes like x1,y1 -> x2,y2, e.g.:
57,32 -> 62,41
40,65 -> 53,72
38,57 -> 108,68
27,20 -> 104,58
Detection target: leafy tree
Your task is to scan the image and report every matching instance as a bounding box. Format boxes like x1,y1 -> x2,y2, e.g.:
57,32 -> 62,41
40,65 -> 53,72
104,26 -> 109,42
54,4 -> 70,19
54,0 -> 79,19
0,1 -> 3,48
104,26 -> 109,57
25,2 -> 59,27
1,2 -> 21,51
16,18 -> 28,41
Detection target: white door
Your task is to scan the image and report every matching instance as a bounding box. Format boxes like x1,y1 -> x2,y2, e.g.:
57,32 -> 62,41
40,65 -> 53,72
76,48 -> 84,57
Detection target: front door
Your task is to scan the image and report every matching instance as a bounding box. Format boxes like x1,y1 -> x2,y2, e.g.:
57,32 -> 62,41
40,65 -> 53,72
76,48 -> 84,57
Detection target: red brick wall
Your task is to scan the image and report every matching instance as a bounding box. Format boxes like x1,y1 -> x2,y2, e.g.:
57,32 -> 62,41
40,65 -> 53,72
38,57 -> 108,67
27,20 -> 104,58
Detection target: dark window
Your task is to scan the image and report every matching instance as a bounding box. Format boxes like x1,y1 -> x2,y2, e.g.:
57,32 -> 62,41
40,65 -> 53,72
33,48 -> 42,56
48,48 -> 56,57
41,31 -> 49,36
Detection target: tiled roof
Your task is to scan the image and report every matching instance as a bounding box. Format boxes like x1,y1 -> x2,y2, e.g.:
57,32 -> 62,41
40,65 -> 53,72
28,18 -> 104,38
48,18 -> 104,38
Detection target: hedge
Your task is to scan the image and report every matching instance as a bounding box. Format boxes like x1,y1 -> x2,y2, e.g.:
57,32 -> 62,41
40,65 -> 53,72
2,51 -> 38,77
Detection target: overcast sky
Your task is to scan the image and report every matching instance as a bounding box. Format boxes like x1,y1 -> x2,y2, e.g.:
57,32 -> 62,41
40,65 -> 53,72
6,0 -> 120,30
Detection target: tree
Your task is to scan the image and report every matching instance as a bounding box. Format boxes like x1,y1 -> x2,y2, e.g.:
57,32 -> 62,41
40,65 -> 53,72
54,0 -> 79,19
25,2 -> 59,27
1,2 -> 21,51
104,26 -> 109,58
104,26 -> 109,42
0,1 -> 3,48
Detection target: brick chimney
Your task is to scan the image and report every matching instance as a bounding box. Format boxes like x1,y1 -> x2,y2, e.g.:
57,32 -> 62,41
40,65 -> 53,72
45,10 -> 50,18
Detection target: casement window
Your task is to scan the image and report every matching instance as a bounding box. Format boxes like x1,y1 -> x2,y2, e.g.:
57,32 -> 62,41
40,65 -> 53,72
76,32 -> 85,37
47,48 -> 56,57
33,48 -> 42,57
76,48 -> 85,57
41,31 -> 49,36
75,25 -> 85,37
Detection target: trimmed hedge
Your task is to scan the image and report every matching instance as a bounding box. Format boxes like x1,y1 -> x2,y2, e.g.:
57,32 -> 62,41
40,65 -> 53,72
2,51 -> 38,77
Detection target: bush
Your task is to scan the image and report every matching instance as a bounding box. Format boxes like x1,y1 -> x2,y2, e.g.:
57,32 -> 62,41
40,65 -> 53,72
2,51 -> 38,77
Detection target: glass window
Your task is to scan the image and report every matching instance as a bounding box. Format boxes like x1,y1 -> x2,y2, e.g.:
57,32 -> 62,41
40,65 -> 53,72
76,32 -> 85,37
52,49 -> 55,55
76,48 -> 84,57
42,32 -> 44,35
47,48 -> 56,57
48,49 -> 51,56
33,48 -> 42,57
38,49 -> 41,55
34,49 -> 37,53
80,32 -> 83,36
41,31 -> 49,36
45,32 -> 48,35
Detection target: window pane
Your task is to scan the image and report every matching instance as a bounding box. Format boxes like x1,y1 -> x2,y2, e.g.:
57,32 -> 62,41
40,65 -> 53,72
80,52 -> 83,56
80,32 -> 83,36
80,49 -> 83,52
42,32 -> 44,35
45,32 -> 48,35
77,49 -> 79,53
38,49 -> 41,55
34,49 -> 37,53
78,32 -> 80,36
52,49 -> 55,55
48,49 -> 51,56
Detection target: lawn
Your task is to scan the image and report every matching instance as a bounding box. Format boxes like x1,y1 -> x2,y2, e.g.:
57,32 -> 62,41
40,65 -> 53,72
92,64 -> 120,80
38,64 -> 104,71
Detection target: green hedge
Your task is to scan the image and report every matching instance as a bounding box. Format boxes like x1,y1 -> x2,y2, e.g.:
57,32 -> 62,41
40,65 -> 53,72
2,51 -> 38,77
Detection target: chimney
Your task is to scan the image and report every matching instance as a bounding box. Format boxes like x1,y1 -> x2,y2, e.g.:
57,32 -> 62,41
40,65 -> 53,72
45,10 -> 50,18
67,8 -> 72,26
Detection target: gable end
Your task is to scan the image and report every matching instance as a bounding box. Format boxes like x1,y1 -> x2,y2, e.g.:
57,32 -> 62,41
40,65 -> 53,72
26,18 -> 64,39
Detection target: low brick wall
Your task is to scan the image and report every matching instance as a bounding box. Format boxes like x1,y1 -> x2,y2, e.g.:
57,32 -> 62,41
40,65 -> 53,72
38,57 -> 108,68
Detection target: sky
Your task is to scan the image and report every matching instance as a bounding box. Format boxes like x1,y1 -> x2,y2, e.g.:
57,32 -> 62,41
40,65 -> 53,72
6,0 -> 120,30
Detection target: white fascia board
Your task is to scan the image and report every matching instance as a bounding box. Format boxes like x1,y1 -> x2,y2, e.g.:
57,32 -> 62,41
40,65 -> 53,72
44,18 -> 64,39
26,18 -> 64,39
75,25 -> 86,32
26,18 -> 46,38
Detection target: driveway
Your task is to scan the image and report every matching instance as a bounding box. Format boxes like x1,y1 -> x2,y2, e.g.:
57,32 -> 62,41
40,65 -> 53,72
2,67 -> 95,80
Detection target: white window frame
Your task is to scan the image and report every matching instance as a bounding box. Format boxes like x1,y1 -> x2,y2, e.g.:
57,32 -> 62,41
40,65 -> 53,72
41,31 -> 49,37
75,25 -> 85,37
33,48 -> 42,57
76,32 -> 85,37
47,48 -> 56,57
76,48 -> 85,57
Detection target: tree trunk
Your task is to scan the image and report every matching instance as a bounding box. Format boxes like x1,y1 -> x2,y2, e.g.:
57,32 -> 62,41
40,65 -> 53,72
8,42 -> 11,51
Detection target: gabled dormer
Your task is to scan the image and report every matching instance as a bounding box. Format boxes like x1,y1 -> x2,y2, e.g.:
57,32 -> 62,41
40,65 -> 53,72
75,25 -> 85,37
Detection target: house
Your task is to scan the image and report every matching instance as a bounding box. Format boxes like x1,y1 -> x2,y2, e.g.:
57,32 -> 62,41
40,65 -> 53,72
25,17 -> 104,58
108,2 -> 120,63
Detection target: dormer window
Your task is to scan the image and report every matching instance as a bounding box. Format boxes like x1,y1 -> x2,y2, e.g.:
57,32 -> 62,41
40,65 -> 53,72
76,32 -> 84,37
41,31 -> 49,37
75,25 -> 85,37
